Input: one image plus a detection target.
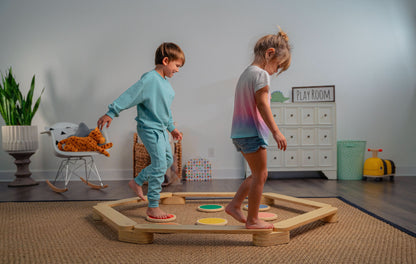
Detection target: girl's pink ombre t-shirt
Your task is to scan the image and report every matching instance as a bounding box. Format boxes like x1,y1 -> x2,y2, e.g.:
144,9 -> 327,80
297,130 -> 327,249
231,65 -> 270,144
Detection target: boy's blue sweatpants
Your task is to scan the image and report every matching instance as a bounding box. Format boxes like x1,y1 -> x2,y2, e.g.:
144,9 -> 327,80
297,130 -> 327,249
134,127 -> 173,208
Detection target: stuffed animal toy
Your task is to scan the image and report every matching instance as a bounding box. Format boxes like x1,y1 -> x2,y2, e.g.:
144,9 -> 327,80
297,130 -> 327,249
58,127 -> 112,156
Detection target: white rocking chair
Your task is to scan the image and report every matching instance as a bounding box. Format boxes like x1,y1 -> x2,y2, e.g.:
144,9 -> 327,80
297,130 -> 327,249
41,122 -> 110,193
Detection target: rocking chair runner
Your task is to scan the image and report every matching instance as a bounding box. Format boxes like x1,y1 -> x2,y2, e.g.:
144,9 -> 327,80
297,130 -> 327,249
41,122 -> 110,193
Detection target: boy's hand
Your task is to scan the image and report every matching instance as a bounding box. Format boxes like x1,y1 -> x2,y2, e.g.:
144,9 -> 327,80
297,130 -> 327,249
171,128 -> 183,141
97,115 -> 112,130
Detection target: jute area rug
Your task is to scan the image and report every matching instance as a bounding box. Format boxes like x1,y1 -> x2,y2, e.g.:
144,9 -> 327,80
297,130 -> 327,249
1,198 -> 415,264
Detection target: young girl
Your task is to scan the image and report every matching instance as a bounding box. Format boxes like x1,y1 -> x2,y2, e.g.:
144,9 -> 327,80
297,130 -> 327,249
97,42 -> 184,220
226,29 -> 291,229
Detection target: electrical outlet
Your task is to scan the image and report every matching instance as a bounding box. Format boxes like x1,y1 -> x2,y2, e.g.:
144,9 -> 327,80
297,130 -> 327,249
208,148 -> 215,158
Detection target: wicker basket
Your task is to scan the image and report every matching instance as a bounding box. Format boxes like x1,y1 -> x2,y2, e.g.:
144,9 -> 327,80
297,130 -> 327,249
133,133 -> 182,182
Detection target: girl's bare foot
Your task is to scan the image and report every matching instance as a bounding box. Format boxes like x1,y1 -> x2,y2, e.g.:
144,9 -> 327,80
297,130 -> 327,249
147,207 -> 170,219
246,219 -> 274,229
128,180 -> 146,201
225,204 -> 247,223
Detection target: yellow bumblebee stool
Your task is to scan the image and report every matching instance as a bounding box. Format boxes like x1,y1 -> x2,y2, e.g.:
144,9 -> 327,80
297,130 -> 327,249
363,148 -> 395,181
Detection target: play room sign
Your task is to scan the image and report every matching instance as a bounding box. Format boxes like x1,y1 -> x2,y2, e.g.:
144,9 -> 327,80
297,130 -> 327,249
292,85 -> 335,103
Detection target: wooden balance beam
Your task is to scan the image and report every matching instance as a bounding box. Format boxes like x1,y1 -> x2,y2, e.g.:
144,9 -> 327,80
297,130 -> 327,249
161,192 -> 236,205
274,206 -> 338,231
261,192 -> 338,231
130,223 -> 289,247
92,192 -> 338,246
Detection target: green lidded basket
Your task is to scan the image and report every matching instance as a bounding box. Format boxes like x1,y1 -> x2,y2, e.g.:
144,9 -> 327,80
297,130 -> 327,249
337,140 -> 367,180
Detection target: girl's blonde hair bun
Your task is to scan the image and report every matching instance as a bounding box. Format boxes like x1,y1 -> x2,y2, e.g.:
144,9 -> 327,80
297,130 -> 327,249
277,26 -> 289,42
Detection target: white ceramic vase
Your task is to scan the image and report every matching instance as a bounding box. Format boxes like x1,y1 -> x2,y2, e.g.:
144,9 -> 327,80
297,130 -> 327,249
1,125 -> 39,152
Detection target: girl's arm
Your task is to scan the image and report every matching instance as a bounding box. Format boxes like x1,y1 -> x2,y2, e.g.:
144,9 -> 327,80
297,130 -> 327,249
255,86 -> 287,151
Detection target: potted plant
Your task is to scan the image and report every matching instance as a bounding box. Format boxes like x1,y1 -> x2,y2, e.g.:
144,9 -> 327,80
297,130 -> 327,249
0,67 -> 44,186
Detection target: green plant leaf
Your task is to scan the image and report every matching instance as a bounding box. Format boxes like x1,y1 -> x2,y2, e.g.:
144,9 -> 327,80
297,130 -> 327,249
0,67 -> 44,126
29,87 -> 44,125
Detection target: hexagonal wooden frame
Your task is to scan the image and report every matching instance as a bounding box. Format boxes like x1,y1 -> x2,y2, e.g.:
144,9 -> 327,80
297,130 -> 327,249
92,192 -> 338,247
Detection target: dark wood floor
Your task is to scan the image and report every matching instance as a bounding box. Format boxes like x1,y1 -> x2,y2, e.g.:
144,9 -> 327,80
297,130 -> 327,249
1,176 -> 415,235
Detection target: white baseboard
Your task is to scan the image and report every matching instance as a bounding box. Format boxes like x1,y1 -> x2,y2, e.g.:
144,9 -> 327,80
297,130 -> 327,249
210,168 -> 245,179
1,166 -> 414,182
0,169 -> 134,182
396,166 -> 416,176
0,168 -> 246,182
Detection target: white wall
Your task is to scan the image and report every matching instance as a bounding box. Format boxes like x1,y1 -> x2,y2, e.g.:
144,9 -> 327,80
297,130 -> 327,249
1,0 -> 415,181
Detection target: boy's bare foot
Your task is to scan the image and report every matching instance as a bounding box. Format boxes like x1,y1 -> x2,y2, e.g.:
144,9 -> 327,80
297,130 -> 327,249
246,219 -> 274,229
128,180 -> 146,201
225,204 -> 247,223
147,207 -> 170,219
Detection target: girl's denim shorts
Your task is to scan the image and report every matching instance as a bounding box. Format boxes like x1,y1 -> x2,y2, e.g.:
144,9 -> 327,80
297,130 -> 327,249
232,136 -> 267,154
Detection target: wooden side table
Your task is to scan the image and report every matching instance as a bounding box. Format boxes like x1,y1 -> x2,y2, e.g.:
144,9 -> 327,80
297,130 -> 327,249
7,151 -> 38,187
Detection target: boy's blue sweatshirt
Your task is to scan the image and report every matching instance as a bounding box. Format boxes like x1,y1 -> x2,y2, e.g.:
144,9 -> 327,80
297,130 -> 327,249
106,70 -> 175,132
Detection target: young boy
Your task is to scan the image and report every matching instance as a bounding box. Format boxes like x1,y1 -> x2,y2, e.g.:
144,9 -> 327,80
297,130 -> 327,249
97,42 -> 184,219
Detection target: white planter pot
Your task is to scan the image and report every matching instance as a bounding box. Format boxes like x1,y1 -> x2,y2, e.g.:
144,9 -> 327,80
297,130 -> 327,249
1,125 -> 39,152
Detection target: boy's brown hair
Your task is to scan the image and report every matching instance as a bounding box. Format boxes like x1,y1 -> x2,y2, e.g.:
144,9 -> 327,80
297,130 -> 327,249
254,28 -> 291,75
155,42 -> 185,66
